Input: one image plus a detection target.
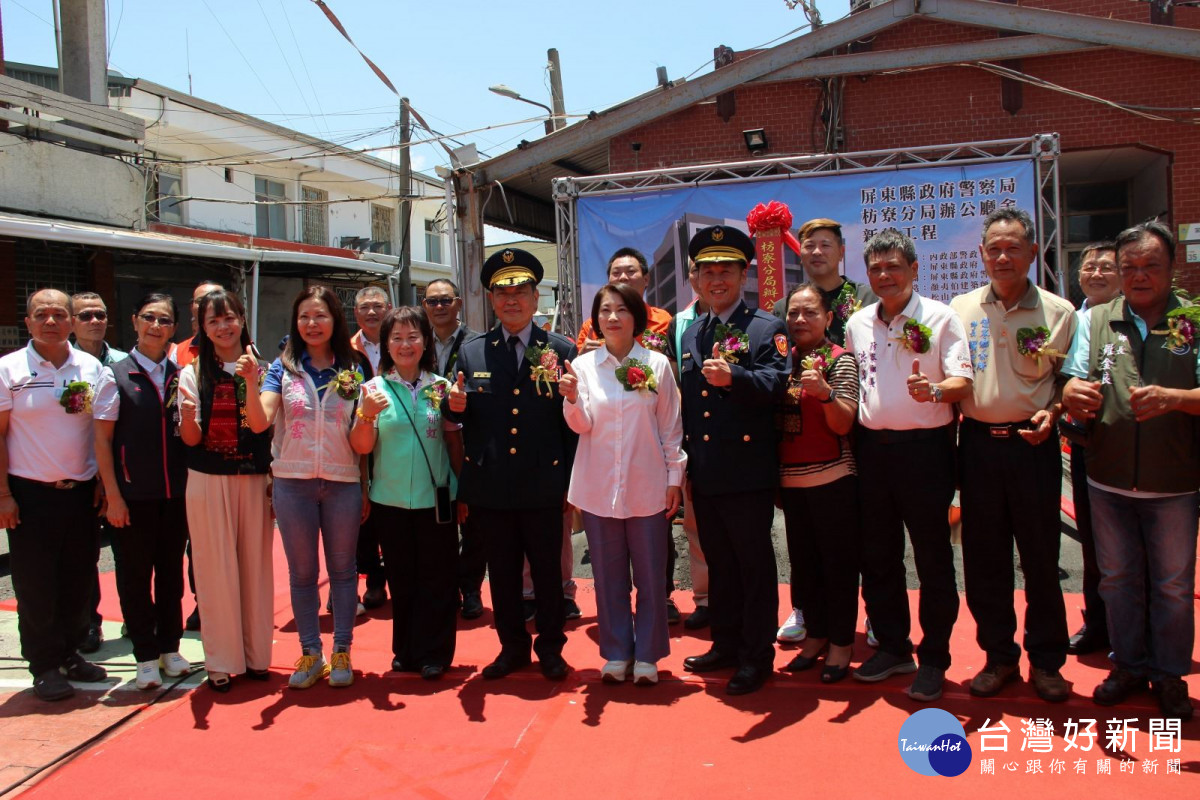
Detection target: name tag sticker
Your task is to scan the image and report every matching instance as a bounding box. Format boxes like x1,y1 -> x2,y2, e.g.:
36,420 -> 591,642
473,371 -> 492,379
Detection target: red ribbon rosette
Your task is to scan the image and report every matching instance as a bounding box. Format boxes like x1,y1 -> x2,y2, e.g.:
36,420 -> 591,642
746,201 -> 802,255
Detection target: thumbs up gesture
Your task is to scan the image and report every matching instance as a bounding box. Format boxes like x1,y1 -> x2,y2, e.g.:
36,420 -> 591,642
906,358 -> 933,403
559,360 -> 579,403
235,344 -> 260,385
701,342 -> 733,387
448,370 -> 468,413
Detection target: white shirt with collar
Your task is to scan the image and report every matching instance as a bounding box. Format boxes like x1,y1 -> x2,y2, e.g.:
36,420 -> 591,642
434,324 -> 466,376
93,348 -> 172,422
0,342 -> 104,481
844,291 -> 973,431
563,342 -> 686,519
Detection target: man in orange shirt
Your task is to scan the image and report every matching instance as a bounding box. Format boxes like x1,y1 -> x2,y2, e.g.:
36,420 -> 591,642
576,248 -> 672,355
170,281 -> 223,368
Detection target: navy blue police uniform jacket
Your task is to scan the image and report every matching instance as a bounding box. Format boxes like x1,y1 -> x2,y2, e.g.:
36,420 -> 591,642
679,301 -> 789,496
445,325 -> 578,510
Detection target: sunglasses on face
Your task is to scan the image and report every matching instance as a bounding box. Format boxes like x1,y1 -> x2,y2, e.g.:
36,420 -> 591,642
75,310 -> 107,322
423,297 -> 456,308
137,313 -> 176,327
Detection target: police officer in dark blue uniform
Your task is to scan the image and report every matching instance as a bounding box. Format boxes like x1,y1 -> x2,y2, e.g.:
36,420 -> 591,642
445,248 -> 578,681
677,225 -> 790,695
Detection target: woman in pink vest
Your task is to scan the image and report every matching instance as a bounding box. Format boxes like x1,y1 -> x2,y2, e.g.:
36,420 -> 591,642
776,283 -> 862,683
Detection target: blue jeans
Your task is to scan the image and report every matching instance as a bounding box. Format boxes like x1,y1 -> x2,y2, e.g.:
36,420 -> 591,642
1088,484 -> 1199,680
273,478 -> 362,653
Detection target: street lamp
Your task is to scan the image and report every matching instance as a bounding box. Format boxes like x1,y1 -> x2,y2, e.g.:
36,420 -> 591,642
489,84 -> 555,135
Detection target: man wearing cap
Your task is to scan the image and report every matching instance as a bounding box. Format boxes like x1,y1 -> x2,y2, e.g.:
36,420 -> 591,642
446,248 -> 578,681
950,207 -> 1075,704
772,218 -> 877,348
677,225 -> 789,696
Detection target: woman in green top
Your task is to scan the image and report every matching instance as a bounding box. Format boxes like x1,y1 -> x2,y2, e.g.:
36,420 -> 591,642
350,307 -> 463,681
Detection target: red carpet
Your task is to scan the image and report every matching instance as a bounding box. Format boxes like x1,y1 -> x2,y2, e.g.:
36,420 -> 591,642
10,536 -> 1200,798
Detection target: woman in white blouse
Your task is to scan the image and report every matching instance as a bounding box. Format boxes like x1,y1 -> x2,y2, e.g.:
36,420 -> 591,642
560,283 -> 686,686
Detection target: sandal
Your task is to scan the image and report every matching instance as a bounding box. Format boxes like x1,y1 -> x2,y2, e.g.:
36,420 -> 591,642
206,672 -> 232,693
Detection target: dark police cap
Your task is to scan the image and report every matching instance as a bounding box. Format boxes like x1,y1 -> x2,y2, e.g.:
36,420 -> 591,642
482,248 -> 544,290
688,225 -> 755,265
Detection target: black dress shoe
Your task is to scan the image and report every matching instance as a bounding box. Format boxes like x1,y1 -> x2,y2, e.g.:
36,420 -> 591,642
64,653 -> 107,683
666,599 -> 681,625
79,625 -> 103,654
683,606 -> 710,630
185,607 -> 201,632
461,592 -> 484,620
522,599 -> 537,623
391,657 -> 407,672
362,586 -> 387,609
34,669 -> 74,701
1068,624 -> 1109,656
540,656 -> 571,681
482,653 -> 531,679
726,665 -> 768,695
683,649 -> 737,673
421,665 -> 445,681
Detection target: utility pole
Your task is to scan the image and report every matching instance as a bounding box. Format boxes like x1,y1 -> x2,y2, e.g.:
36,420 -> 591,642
397,97 -> 412,304
547,48 -> 566,131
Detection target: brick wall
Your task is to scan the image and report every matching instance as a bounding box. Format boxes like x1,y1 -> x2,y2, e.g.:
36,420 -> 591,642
609,1 -> 1200,289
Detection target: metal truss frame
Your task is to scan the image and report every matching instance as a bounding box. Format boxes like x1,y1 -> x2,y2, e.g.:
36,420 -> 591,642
553,134 -> 1062,336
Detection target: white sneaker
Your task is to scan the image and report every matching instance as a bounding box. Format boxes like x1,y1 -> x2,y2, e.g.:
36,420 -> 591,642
356,602 -> 367,617
288,650 -> 329,689
865,617 -> 880,648
632,661 -> 659,686
600,660 -> 632,683
159,652 -> 191,677
135,660 -> 163,690
777,607 -> 807,643
328,648 -> 353,688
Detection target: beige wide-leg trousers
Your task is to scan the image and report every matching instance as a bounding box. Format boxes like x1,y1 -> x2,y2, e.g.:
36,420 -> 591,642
185,470 -> 274,675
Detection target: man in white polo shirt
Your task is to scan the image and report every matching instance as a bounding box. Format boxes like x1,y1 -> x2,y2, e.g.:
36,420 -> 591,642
0,289 -> 108,701
845,229 -> 973,703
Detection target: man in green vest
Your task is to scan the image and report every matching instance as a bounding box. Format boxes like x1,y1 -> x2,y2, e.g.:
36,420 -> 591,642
1062,220 -> 1200,721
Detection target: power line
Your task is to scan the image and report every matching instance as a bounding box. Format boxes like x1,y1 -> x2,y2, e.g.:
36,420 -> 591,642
278,0 -> 333,141
198,0 -> 289,119
255,0 -> 327,142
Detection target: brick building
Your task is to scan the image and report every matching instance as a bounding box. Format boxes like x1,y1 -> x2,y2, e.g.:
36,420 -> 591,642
455,0 -> 1200,330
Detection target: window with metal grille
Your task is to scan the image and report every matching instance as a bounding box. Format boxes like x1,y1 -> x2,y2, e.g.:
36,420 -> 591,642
370,204 -> 394,255
255,177 -> 288,239
302,186 -> 329,246
424,218 -> 444,264
148,166 -> 184,225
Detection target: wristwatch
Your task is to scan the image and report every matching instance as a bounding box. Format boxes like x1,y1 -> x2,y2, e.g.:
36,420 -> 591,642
930,384 -> 943,404
820,390 -> 838,404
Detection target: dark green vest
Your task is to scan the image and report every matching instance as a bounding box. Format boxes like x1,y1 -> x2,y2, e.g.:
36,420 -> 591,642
1085,296 -> 1200,492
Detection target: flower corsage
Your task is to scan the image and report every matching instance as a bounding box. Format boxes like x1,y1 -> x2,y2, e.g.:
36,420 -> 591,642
526,342 -> 562,396
1015,326 -> 1064,362
833,282 -> 862,322
896,319 -> 932,354
59,380 -> 93,414
334,367 -> 365,400
615,358 -> 658,394
799,344 -> 833,374
423,379 -> 449,407
1165,307 -> 1200,351
714,323 -> 750,363
640,330 -> 668,353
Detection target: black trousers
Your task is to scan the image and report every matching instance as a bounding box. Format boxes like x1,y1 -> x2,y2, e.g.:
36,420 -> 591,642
110,497 -> 189,662
8,476 -> 98,676
856,426 -> 959,670
373,503 -> 458,669
355,512 -> 387,592
476,504 -> 566,662
781,476 -> 861,648
1069,443 -> 1107,635
665,530 -> 677,598
960,419 -> 1069,671
457,516 -> 487,598
692,489 -> 778,670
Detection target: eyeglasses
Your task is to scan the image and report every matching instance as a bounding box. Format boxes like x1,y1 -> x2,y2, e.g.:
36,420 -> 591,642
137,313 -> 175,327
75,310 -> 107,322
1080,265 -> 1117,276
423,297 -> 456,307
356,303 -> 388,312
